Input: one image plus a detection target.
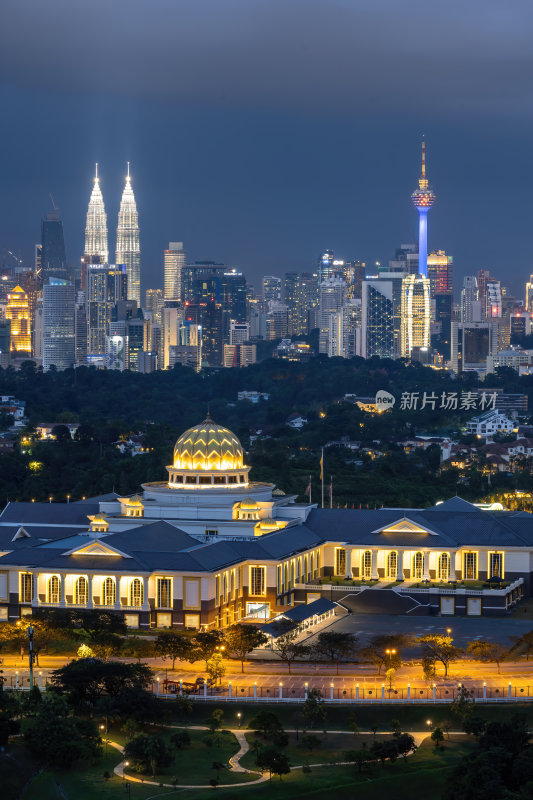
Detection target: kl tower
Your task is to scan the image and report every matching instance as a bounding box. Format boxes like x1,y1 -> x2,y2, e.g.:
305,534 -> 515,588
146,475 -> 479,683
411,136 -> 435,277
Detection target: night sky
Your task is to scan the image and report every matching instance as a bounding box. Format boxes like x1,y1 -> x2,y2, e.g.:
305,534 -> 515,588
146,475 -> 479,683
1,0 -> 533,296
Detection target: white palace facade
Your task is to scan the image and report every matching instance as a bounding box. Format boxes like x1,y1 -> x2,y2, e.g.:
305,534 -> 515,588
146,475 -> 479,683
0,416 -> 530,628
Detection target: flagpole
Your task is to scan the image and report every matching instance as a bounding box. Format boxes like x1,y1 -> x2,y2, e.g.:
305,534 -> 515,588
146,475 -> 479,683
309,475 -> 312,505
330,476 -> 332,509
321,448 -> 324,509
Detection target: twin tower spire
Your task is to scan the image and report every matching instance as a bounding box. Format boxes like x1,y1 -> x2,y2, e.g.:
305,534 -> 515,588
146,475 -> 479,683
84,163 -> 141,304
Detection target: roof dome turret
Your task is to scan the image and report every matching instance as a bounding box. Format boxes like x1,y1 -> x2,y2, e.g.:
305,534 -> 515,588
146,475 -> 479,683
173,416 -> 244,471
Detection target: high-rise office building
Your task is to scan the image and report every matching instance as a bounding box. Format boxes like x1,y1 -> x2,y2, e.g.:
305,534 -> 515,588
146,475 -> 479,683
86,264 -> 128,356
42,279 -> 75,371
221,270 -> 247,325
284,272 -> 305,336
427,250 -> 453,296
433,292 -> 453,361
461,276 -> 481,323
318,276 -> 345,354
84,164 -> 108,264
164,242 -> 185,301
361,279 -> 396,358
229,321 -> 250,345
525,275 -> 533,311
145,289 -> 164,324
400,274 -> 431,358
0,320 -> 11,367
411,138 -> 436,278
262,276 -> 282,302
388,244 -> 418,275
40,210 -> 68,283
451,321 -> 499,373
116,163 -> 141,305
476,269 -> 495,318
266,302 -> 289,340
486,281 -> 502,319
318,250 -> 335,282
6,286 -> 31,355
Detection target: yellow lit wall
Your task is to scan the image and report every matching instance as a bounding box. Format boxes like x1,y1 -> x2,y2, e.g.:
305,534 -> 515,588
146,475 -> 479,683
6,286 -> 31,353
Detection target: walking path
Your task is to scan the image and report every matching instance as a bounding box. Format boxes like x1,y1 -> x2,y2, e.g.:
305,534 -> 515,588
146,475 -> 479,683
111,725 -> 429,790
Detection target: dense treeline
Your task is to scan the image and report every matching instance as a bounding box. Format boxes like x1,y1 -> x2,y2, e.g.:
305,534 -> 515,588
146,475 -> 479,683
0,358 -> 531,506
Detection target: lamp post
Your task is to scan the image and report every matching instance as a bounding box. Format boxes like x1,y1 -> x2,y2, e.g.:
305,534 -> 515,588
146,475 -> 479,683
385,648 -> 396,667
123,761 -> 129,781
27,624 -> 35,689
100,724 -> 107,756
236,712 -> 242,728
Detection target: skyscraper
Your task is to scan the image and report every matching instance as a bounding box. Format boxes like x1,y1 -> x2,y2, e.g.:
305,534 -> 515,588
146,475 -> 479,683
164,242 -> 185,301
262,276 -> 282,302
84,164 -> 109,264
411,137 -> 436,278
6,286 -> 31,355
400,274 -> 431,358
86,264 -> 128,356
361,279 -> 396,359
427,250 -> 453,296
40,210 -> 68,283
116,163 -> 141,305
461,276 -> 481,323
42,280 -> 75,371
318,276 -> 346,354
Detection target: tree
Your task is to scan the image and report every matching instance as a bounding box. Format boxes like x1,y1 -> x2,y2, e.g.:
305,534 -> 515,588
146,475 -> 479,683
123,636 -> 154,662
371,740 -> 398,765
0,684 -> 19,746
301,733 -> 321,752
206,653 -> 226,684
451,685 -> 475,726
192,630 -> 225,671
347,711 -> 360,738
154,631 -> 193,669
466,639 -> 508,673
271,622 -> 309,674
312,631 -> 358,675
208,708 -> 224,736
417,634 -> 462,677
359,633 -> 407,674
302,689 -> 326,729
22,693 -> 100,767
170,730 -> 190,750
124,734 -> 173,777
51,658 -> 152,707
250,711 -> 288,749
255,746 -> 291,781
224,624 -> 268,673
431,727 -> 444,749
395,733 -> 417,761
346,748 -> 369,773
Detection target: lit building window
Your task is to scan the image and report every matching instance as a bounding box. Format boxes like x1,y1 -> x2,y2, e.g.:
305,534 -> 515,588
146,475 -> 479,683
103,577 -> 116,606
249,566 -> 266,596
75,577 -> 88,605
157,578 -> 172,608
386,551 -> 398,580
463,552 -> 478,580
129,578 -> 143,606
20,573 -> 33,603
361,550 -> 372,579
438,553 -> 450,581
413,552 -> 424,580
335,548 -> 346,576
47,575 -> 60,604
489,552 -> 503,579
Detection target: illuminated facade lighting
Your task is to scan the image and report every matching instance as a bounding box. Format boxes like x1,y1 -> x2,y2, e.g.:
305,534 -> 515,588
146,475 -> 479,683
84,163 -> 109,263
411,137 -> 436,278
116,163 -> 141,305
401,274 -> 431,357
6,286 -> 31,353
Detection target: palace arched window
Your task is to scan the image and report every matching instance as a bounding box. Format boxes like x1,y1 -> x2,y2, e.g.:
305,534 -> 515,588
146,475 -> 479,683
361,550 -> 372,580
103,577 -> 116,606
413,552 -> 424,580
386,551 -> 397,580
438,553 -> 450,581
47,575 -> 60,604
75,577 -> 88,605
129,578 -> 143,607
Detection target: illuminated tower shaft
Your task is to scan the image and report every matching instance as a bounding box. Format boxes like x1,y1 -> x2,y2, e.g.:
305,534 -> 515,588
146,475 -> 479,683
116,163 -> 141,305
84,164 -> 109,263
411,138 -> 435,278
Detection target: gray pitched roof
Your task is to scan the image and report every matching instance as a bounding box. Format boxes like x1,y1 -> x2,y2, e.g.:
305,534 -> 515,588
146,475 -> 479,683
0,502 -> 99,526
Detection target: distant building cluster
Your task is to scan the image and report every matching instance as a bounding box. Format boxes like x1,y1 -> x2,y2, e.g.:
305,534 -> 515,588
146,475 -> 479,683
0,141 -> 531,375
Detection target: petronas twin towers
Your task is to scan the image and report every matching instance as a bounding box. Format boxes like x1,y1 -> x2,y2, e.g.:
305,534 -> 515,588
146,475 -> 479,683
84,163 -> 141,304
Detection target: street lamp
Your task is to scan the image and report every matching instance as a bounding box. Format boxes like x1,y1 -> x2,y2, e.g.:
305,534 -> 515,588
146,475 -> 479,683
26,624 -> 35,688
123,761 -> 129,781
446,628 -> 452,636
236,712 -> 242,727
426,719 -> 432,727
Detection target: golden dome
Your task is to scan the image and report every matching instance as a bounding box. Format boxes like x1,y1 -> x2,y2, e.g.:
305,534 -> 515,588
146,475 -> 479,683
173,417 -> 244,472
236,497 -> 260,511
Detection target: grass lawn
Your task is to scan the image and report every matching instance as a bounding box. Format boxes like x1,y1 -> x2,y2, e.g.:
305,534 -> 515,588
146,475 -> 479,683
240,731 -> 389,770
168,700 -> 533,733
19,735 -> 472,800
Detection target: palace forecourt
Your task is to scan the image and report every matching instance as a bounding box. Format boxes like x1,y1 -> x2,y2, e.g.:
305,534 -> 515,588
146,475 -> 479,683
0,417 -> 529,629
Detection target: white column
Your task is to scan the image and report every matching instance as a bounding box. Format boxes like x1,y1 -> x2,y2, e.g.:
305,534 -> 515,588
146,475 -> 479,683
449,552 -> 456,581
59,573 -> 66,607
254,683 -> 258,699
397,551 -> 404,581
114,577 -> 121,610
88,575 -> 93,608
142,576 -> 150,611
371,549 -> 379,580
229,682 -> 232,698
423,550 -> 430,580
32,572 -> 39,606
345,548 -> 353,579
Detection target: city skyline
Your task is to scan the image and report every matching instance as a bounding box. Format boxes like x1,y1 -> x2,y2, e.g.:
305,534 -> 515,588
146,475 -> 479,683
2,1 -> 533,295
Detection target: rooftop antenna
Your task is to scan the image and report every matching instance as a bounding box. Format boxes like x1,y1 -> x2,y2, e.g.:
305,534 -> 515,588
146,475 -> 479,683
49,193 -> 58,212
95,162 -> 99,181
127,161 -> 130,179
